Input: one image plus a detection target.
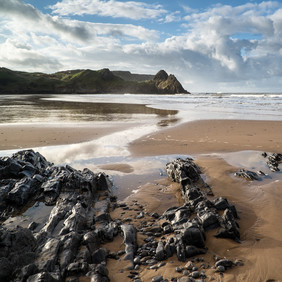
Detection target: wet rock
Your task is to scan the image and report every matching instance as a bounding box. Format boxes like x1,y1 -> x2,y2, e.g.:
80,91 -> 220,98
186,245 -> 206,258
0,150 -> 115,282
177,277 -> 194,282
92,248 -> 109,264
66,262 -> 89,276
156,241 -> 166,261
121,224 -> 137,263
36,238 -> 61,272
216,265 -> 225,272
213,197 -> 230,210
152,275 -> 163,282
215,259 -> 234,269
215,209 -> 240,242
182,227 -> 205,248
27,271 -> 60,282
0,257 -> 12,280
234,169 -> 260,181
198,211 -> 220,231
191,271 -> 200,278
166,158 -> 201,186
8,177 -> 38,205
267,153 -> 282,171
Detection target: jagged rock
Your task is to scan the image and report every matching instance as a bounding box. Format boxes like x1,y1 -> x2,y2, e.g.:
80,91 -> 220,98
7,177 -> 38,205
215,209 -> 240,242
58,232 -> 82,272
26,271 -> 59,282
0,257 -> 12,280
198,211 -> 220,231
155,241 -> 166,261
213,197 -> 230,210
267,152 -> 282,171
0,158 -> 23,179
121,224 -> 137,263
92,248 -> 109,264
36,238 -> 61,272
154,70 -> 168,81
182,227 -> 205,248
185,245 -> 206,258
234,169 -> 260,181
83,231 -> 99,253
215,259 -> 234,268
166,158 -> 201,186
0,150 -> 114,282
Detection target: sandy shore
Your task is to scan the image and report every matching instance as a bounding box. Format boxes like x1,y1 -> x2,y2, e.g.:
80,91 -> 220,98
1,119 -> 282,281
0,123 -> 134,150
129,119 -> 282,156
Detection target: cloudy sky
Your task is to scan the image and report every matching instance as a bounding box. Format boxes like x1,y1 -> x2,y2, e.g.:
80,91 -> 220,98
1,0 -> 282,92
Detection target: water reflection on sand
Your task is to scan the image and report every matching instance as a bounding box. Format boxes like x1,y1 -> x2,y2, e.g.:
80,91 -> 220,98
0,94 -> 178,124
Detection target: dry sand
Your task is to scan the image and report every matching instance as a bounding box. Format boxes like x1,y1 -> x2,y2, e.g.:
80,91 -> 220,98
1,119 -> 282,281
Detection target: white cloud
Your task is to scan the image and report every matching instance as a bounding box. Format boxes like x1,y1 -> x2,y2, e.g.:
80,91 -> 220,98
49,0 -> 167,20
0,38 -> 62,72
2,0 -> 282,91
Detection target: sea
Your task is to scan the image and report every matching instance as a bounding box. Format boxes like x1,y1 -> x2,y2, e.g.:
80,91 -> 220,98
0,93 -> 281,198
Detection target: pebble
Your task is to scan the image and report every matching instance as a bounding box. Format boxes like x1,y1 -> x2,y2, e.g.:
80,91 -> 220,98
152,275 -> 163,282
176,266 -> 183,273
217,265 -> 225,272
158,262 -> 166,268
191,271 -> 200,278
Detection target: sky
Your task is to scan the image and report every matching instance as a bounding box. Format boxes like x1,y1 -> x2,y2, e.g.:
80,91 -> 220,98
1,1 -> 282,92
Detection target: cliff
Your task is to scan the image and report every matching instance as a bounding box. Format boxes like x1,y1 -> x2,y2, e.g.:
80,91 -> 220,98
0,67 -> 189,94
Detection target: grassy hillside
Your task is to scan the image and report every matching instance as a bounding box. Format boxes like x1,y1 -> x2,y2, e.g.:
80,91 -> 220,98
0,68 -> 189,94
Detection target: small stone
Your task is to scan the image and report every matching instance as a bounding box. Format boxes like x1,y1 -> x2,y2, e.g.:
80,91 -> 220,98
134,257 -> 141,264
158,262 -> 166,268
176,266 -> 183,273
191,271 -> 200,278
185,261 -> 193,270
234,259 -> 244,266
152,275 -> 163,282
217,265 -> 225,272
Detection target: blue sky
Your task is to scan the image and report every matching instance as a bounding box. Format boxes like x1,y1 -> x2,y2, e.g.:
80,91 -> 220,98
1,1 -> 282,92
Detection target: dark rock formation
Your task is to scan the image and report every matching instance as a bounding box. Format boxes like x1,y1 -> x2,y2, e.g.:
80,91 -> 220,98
165,157 -> 240,244
0,151 -> 247,281
235,152 -> 282,180
0,149 -> 116,281
153,70 -> 189,94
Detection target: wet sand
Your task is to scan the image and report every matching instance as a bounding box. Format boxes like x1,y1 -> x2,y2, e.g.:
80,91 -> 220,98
0,123 -> 134,150
1,119 -> 282,281
129,119 -> 282,156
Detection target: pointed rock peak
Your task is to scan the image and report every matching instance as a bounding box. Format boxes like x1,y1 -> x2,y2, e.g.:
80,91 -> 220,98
99,68 -> 114,80
154,70 -> 168,81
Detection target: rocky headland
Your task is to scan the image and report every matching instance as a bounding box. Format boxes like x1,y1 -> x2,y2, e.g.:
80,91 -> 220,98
0,68 -> 189,94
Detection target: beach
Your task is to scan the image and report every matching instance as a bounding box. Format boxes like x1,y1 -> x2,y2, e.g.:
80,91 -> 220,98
0,93 -> 282,281
1,117 -> 282,281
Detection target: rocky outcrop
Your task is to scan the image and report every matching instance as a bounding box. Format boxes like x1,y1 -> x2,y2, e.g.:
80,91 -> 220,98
0,151 -> 247,281
154,70 -> 189,94
0,149 -> 116,281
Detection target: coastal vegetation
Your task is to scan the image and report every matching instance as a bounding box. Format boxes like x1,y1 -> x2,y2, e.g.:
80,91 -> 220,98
0,68 -> 189,94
